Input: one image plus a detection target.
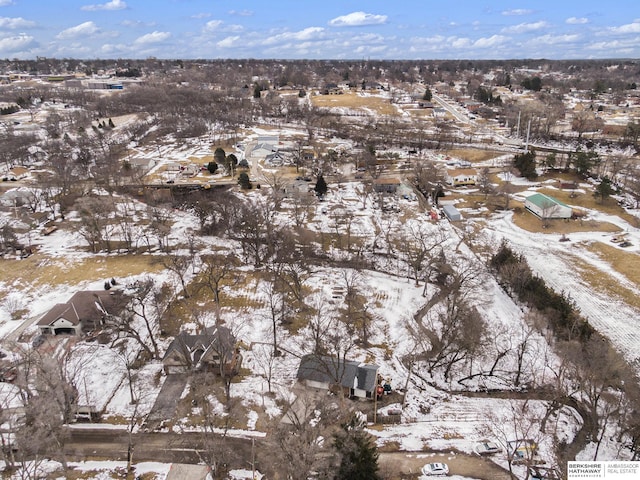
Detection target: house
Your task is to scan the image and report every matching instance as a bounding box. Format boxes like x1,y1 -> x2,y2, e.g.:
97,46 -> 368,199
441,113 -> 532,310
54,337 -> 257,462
296,354 -> 379,399
373,177 -> 401,193
127,157 -> 156,175
250,143 -> 278,159
524,193 -> 572,219
265,151 -> 288,167
162,326 -> 241,375
36,290 -> 125,336
446,168 -> 477,186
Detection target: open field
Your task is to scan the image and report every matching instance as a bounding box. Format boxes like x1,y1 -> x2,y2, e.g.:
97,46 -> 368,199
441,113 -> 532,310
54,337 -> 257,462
444,148 -> 504,163
570,250 -> 640,311
311,91 -> 398,116
0,254 -> 164,291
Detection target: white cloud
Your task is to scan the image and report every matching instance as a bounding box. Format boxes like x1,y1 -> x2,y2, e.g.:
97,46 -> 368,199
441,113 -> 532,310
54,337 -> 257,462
502,9 -> 533,16
566,17 -> 588,25
191,13 -> 211,19
609,21 -> 640,34
217,36 -> 241,48
226,24 -> 244,33
228,9 -> 253,17
134,31 -> 171,45
121,20 -> 156,28
533,34 -> 580,45
0,16 -> 36,29
264,27 -> 324,45
0,0 -> 15,6
473,35 -> 509,48
81,0 -> 127,12
502,21 -> 549,34
0,33 -> 35,53
328,11 -> 387,27
204,20 -> 223,32
56,21 -> 99,39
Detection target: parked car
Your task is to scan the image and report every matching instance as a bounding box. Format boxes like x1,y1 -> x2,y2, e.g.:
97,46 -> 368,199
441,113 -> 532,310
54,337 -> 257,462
421,462 -> 449,476
32,334 -> 46,348
474,440 -> 501,455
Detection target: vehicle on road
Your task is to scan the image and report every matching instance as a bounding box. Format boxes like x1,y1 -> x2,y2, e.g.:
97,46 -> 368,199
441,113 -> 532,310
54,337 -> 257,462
421,462 -> 449,476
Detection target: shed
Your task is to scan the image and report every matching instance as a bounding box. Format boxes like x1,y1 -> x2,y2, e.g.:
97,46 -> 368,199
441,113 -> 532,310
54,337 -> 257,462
524,193 -> 572,219
442,205 -> 462,221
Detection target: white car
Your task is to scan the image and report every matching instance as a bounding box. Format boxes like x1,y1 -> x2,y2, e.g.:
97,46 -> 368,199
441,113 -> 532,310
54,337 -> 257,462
421,462 -> 449,476
474,440 -> 501,455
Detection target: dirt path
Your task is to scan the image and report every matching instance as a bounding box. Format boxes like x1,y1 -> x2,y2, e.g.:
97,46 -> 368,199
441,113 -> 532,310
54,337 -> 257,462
379,451 -> 512,480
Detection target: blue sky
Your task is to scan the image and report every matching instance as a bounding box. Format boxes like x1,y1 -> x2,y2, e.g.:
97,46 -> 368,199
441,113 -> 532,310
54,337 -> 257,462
1,0 -> 639,60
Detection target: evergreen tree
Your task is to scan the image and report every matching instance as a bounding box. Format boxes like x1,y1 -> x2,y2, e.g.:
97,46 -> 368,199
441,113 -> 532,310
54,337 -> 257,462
108,118 -> 115,128
594,176 -> 614,204
206,161 -> 218,174
333,416 -> 381,480
513,151 -> 538,180
422,87 -> 432,101
314,174 -> 328,197
224,153 -> 239,175
238,172 -> 252,189
213,147 -> 226,164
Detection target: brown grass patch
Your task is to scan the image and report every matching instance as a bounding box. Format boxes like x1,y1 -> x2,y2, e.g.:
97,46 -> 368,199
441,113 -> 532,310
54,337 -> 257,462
444,148 -> 504,163
568,250 -> 640,310
311,92 -> 398,116
0,254 -> 163,292
586,242 -> 640,295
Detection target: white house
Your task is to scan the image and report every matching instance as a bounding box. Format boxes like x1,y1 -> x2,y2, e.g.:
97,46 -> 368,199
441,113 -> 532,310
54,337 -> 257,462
524,193 -> 572,219
446,168 -> 477,186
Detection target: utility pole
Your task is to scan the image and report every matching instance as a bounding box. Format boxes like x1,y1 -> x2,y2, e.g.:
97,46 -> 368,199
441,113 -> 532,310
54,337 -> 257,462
525,118 -> 532,153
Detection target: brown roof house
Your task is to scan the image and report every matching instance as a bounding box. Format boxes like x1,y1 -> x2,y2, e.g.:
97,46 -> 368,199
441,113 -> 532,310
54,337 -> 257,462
37,290 -> 125,336
296,354 -> 379,400
162,326 -> 242,375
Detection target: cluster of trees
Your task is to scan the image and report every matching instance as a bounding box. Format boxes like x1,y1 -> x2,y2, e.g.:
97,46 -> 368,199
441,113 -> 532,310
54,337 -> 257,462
489,241 -> 640,468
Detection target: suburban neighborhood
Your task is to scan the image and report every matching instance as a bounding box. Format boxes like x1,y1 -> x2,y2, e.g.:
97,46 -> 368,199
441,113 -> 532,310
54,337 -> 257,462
0,55 -> 639,480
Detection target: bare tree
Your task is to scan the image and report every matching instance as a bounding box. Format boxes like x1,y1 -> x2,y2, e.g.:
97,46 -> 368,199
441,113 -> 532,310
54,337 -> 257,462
196,253 -> 241,322
477,399 -> 546,479
108,278 -> 166,359
162,254 -> 192,298
268,395 -> 343,480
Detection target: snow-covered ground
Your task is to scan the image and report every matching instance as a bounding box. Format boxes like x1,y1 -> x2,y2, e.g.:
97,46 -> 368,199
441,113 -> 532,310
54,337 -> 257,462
1,123 -> 639,478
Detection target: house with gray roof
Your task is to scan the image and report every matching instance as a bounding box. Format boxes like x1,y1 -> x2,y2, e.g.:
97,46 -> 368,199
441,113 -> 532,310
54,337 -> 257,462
162,326 -> 241,375
296,354 -> 379,400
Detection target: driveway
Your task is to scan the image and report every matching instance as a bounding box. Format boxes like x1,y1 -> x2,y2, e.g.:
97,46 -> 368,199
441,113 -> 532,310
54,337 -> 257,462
144,374 -> 188,431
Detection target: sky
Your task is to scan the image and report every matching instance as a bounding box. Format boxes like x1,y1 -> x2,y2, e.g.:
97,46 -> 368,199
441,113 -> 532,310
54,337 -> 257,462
0,0 -> 639,60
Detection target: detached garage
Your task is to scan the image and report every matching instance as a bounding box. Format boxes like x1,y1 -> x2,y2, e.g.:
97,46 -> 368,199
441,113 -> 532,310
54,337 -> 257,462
524,193 -> 572,219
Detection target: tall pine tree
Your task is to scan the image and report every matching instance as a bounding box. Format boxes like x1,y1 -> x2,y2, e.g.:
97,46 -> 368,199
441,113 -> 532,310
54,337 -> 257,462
314,174 -> 328,197
333,416 -> 381,480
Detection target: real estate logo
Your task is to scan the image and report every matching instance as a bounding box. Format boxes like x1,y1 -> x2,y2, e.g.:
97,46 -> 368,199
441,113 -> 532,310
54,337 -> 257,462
568,461 -> 640,479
